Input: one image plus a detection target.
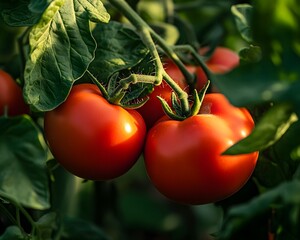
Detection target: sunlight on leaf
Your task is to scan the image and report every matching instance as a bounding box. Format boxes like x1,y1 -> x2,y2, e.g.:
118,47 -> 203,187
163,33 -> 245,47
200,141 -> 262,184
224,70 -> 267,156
224,103 -> 298,155
231,4 -> 253,43
24,0 -> 110,111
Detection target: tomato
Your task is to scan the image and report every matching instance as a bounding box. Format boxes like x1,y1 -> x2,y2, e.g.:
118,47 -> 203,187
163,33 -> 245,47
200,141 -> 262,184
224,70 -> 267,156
44,83 -> 146,180
144,93 -> 258,205
205,47 -> 240,73
195,47 -> 240,91
0,69 -> 29,116
137,60 -> 193,129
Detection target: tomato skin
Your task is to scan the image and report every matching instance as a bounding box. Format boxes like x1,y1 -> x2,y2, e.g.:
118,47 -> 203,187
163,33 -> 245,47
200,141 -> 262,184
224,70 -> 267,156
195,47 -> 240,91
144,93 -> 258,205
44,83 -> 146,180
0,69 -> 29,116
205,47 -> 240,73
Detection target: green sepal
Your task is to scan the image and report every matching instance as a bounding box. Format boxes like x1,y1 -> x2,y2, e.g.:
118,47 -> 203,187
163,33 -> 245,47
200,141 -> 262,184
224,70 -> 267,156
109,91 -> 126,105
171,92 -> 183,116
107,72 -> 119,97
87,70 -> 108,99
190,89 -> 201,116
157,96 -> 185,121
121,97 -> 149,109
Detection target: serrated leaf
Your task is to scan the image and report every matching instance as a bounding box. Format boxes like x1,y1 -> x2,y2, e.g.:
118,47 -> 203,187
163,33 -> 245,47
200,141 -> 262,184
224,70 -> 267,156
224,103 -> 298,155
220,180 -> 300,239
231,4 -> 253,43
0,115 -> 49,210
88,21 -> 149,84
0,226 -> 25,240
23,0 -> 110,111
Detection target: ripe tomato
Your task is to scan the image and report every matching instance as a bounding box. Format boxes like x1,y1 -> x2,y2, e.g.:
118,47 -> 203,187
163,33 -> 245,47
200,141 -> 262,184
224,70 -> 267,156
0,69 -> 29,116
144,93 -> 258,205
44,83 -> 146,180
195,47 -> 240,91
205,46 -> 240,73
137,60 -> 193,129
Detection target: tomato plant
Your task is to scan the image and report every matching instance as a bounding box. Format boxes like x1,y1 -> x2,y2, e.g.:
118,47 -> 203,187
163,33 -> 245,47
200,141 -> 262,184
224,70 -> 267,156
0,0 -> 300,240
144,93 -> 258,205
44,83 -> 146,180
0,69 -> 29,116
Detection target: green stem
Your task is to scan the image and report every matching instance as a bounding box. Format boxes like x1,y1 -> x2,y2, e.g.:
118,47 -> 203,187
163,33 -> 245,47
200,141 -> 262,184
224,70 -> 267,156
150,30 -> 195,86
87,70 -> 109,99
163,0 -> 175,23
172,44 -> 213,81
109,0 -> 163,85
162,71 -> 190,117
110,74 -> 157,104
108,0 -> 192,116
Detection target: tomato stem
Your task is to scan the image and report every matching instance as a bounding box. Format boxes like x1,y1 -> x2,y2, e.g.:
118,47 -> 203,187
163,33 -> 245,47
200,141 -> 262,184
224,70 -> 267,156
172,44 -> 214,83
108,0 -> 192,117
162,0 -> 175,23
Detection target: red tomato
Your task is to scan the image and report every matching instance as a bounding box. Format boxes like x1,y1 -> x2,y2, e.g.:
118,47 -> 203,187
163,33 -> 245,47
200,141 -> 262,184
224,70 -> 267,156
0,69 -> 29,116
144,93 -> 258,205
205,47 -> 240,73
137,61 -> 193,129
44,83 -> 146,180
195,47 -> 240,91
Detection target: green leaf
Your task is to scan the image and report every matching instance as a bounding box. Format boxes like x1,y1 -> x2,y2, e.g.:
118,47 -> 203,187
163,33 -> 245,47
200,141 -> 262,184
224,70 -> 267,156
1,0 -> 52,27
35,212 -> 57,240
253,155 -> 286,188
220,180 -> 300,239
0,226 -> 25,240
214,51 -> 300,110
61,217 -> 110,240
0,115 -> 49,210
252,0 -> 300,58
224,103 -> 298,155
88,21 -> 149,84
231,4 -> 253,43
23,0 -> 110,111
239,45 -> 262,63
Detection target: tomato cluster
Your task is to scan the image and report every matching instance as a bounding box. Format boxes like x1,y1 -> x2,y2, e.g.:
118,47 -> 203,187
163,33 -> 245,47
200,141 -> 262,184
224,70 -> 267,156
43,47 -> 258,205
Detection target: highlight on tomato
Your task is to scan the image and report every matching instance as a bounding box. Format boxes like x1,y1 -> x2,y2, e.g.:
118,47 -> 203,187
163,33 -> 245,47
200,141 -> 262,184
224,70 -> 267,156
44,83 -> 146,181
0,69 -> 29,116
144,93 -> 258,205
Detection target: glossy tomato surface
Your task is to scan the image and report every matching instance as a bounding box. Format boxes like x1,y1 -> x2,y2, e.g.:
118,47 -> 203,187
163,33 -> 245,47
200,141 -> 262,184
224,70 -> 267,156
44,83 -> 146,180
0,69 -> 29,116
144,93 -> 258,205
